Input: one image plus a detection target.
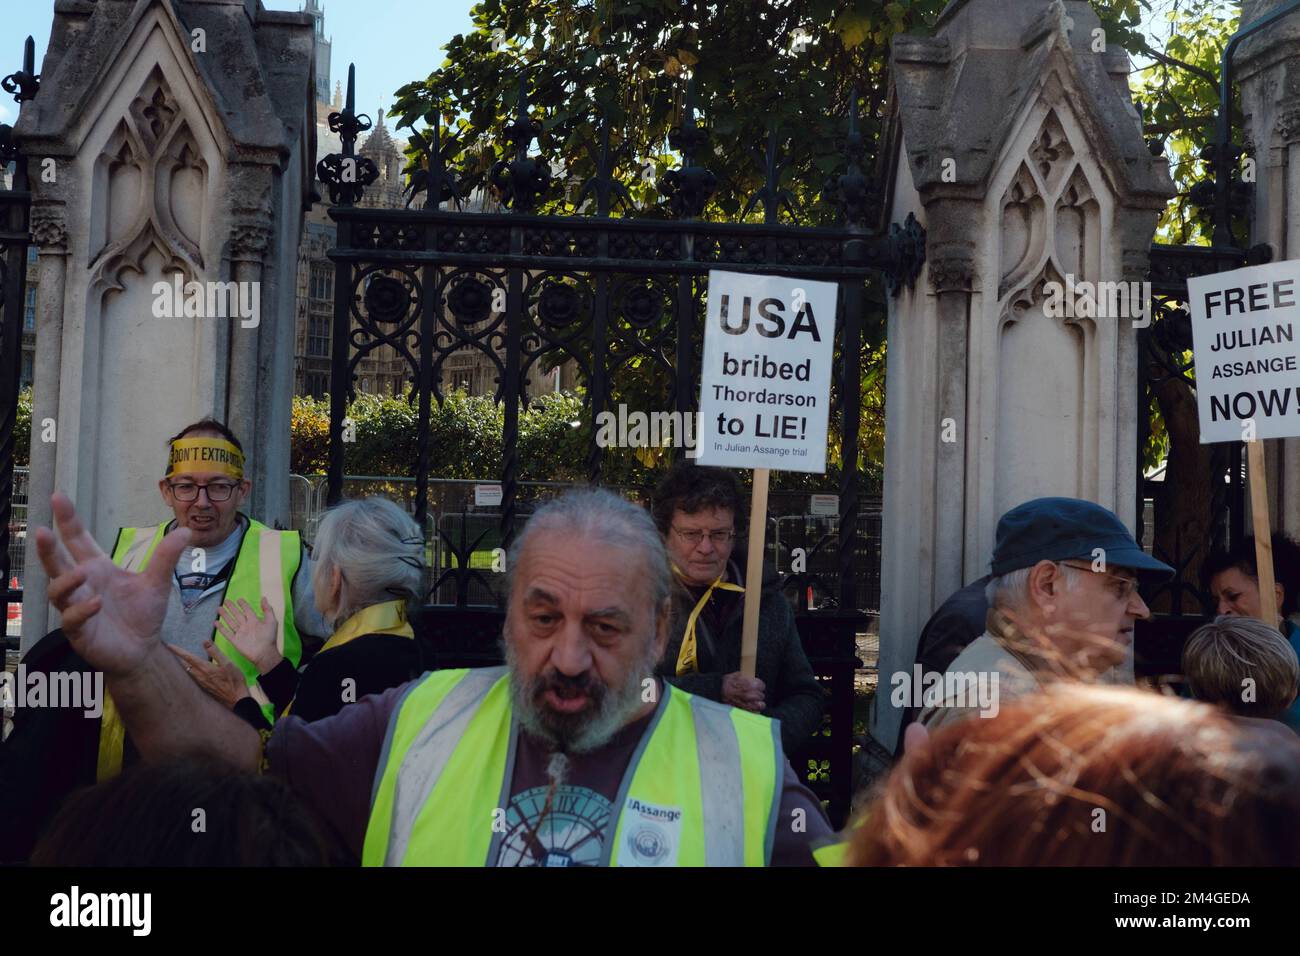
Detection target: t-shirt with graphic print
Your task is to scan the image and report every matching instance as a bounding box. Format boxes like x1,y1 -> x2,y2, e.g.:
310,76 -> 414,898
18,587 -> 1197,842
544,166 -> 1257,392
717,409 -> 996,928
269,679 -> 833,866
174,517 -> 244,608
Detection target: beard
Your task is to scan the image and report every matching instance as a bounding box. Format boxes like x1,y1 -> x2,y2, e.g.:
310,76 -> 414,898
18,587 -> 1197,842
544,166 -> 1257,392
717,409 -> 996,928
505,635 -> 660,755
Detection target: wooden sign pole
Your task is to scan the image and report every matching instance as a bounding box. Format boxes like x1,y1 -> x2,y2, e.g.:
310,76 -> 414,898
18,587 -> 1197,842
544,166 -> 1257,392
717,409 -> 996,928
1246,439 -> 1279,627
739,468 -> 770,678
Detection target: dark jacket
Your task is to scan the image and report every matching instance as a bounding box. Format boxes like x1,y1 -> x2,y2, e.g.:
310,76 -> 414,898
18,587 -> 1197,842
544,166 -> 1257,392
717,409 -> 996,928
896,575 -> 991,751
233,633 -> 423,728
657,559 -> 825,752
0,629 -> 123,863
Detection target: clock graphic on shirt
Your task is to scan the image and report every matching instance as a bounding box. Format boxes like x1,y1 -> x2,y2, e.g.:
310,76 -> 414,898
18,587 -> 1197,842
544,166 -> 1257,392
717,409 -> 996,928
495,785 -> 614,867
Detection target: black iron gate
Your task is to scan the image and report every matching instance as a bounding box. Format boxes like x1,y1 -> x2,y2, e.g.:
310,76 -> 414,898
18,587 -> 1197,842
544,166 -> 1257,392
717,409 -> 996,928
320,66 -> 924,825
0,37 -> 38,653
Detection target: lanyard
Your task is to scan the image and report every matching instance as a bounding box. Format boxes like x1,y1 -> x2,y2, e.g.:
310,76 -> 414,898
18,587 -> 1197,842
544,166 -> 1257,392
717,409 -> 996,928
672,564 -> 744,676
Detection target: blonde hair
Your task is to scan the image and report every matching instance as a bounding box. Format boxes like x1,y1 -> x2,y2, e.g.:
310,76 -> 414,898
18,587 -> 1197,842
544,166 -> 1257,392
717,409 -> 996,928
1182,615 -> 1300,719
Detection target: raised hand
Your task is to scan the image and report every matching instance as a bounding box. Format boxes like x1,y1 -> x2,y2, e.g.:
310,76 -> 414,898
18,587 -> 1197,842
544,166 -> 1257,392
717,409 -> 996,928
216,597 -> 282,675
35,491 -> 191,677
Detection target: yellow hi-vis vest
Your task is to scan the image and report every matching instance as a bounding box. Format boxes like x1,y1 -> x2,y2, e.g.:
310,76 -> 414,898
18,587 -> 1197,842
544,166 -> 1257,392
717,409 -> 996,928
97,518 -> 304,778
362,667 -> 784,867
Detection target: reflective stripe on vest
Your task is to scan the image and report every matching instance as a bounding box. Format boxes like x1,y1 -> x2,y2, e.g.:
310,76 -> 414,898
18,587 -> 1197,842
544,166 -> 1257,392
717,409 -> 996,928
361,667 -> 783,867
812,838 -> 851,867
100,518 -> 304,777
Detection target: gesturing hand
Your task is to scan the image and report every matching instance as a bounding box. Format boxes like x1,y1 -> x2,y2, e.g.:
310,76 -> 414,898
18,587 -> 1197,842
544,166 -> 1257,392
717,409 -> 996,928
216,597 -> 282,675
35,491 -> 191,678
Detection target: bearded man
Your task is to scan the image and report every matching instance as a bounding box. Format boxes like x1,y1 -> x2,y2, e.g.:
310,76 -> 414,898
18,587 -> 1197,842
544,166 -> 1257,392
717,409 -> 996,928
35,486 -> 832,866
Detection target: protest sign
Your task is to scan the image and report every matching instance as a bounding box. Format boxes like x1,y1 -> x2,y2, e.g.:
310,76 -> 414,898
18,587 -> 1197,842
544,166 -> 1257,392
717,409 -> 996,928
1189,260 -> 1300,625
1189,260 -> 1300,443
694,270 -> 837,473
695,270 -> 838,675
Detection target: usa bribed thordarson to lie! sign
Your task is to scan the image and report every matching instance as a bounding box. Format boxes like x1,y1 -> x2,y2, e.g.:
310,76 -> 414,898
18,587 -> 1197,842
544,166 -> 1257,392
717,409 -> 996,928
694,270 -> 837,472
1190,260 -> 1300,443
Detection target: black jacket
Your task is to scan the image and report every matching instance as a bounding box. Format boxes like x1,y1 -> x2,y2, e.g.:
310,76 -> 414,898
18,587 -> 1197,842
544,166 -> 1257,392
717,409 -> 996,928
657,559 -> 825,752
233,633 -> 423,728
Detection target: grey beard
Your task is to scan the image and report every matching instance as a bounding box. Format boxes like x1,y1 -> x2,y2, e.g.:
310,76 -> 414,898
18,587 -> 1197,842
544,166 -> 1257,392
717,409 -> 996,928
505,638 -> 659,755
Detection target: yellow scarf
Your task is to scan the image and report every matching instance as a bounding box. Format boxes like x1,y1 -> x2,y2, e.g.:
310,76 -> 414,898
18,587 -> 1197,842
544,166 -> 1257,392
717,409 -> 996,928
320,599 -> 414,653
282,600 -> 414,717
672,563 -> 744,676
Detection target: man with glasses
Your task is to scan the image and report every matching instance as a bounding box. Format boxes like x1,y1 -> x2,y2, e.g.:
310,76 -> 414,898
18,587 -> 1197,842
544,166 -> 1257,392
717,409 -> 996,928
918,497 -> 1174,731
650,462 -> 824,753
109,419 -> 327,729
1,419 -> 326,862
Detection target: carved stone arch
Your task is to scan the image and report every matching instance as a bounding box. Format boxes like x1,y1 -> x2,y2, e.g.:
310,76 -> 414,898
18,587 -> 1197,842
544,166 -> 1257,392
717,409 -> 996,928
89,120 -> 146,261
1054,164 -> 1100,281
156,122 -> 207,255
87,69 -> 207,294
998,162 -> 1045,298
1002,258 -> 1068,327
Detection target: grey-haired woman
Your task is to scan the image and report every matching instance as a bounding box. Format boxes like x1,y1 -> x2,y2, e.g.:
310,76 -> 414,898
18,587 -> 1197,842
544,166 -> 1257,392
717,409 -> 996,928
174,496 -> 427,725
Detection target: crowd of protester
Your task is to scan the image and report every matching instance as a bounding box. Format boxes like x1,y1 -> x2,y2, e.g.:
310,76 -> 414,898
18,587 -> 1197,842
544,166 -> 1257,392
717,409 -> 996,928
2,417 -> 1299,866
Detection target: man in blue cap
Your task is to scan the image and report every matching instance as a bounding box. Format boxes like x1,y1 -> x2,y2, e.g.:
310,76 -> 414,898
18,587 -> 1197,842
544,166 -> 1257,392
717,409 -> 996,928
917,497 -> 1174,731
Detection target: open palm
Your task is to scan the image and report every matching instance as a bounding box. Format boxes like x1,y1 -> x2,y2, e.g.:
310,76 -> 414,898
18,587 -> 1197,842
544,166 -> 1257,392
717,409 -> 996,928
216,597 -> 282,674
35,491 -> 191,677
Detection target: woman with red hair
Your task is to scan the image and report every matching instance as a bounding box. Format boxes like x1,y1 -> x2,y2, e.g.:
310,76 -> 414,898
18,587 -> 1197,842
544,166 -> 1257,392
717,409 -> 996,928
848,685 -> 1300,866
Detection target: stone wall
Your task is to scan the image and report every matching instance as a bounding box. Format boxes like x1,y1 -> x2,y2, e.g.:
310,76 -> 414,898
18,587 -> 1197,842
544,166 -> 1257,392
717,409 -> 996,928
873,0 -> 1174,749
14,0 -> 314,651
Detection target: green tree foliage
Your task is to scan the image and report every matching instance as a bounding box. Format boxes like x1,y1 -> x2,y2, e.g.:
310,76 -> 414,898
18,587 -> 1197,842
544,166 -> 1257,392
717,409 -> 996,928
391,0 -> 945,486
15,386 -> 31,467
393,0 -> 949,223
1124,2 -> 1239,475
388,0 -> 1221,487
294,390 -> 596,481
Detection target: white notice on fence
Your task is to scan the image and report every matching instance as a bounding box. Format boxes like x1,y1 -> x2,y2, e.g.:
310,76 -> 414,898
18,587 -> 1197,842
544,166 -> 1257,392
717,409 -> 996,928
474,483 -> 503,507
694,270 -> 837,472
1190,259 -> 1300,443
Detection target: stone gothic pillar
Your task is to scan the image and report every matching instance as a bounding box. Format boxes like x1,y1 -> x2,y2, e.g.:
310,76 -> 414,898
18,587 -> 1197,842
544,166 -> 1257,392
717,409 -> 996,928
14,0 -> 315,653
873,0 -> 1174,749
1237,0 -> 1300,534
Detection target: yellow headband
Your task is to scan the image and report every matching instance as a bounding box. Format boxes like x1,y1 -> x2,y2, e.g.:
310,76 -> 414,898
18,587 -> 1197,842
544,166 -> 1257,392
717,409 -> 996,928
167,437 -> 245,479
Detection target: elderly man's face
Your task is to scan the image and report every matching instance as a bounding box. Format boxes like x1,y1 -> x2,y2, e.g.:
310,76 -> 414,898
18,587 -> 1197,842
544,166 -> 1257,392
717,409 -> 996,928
505,529 -> 668,752
1028,560 -> 1149,675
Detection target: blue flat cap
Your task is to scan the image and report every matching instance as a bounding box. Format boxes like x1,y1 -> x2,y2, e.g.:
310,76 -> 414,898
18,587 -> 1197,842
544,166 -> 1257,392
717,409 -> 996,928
991,497 -> 1174,580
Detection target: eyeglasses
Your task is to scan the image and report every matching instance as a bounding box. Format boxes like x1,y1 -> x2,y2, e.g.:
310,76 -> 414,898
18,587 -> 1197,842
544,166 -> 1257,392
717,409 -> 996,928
672,526 -> 735,547
167,480 -> 240,502
1057,561 -> 1140,602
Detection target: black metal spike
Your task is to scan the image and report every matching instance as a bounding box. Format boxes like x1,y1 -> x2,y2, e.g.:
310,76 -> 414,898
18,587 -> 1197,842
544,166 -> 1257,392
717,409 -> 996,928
316,62 -> 379,206
489,70 -> 551,212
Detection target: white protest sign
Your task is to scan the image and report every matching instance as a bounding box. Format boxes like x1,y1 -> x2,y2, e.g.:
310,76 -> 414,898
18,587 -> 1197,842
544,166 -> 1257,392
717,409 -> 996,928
694,270 -> 836,472
1190,260 -> 1300,443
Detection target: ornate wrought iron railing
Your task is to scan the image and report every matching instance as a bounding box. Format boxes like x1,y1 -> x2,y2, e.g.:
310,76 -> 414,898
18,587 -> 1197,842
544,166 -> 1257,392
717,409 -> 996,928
319,65 -> 924,612
0,37 -> 38,650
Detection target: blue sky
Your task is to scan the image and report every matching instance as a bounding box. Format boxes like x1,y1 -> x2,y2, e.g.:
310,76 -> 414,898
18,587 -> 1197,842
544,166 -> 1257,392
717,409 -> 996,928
0,0 -> 476,126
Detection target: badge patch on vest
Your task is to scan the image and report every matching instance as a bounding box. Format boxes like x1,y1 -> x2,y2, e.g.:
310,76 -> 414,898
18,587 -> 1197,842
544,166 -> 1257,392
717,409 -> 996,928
618,798 -> 683,867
